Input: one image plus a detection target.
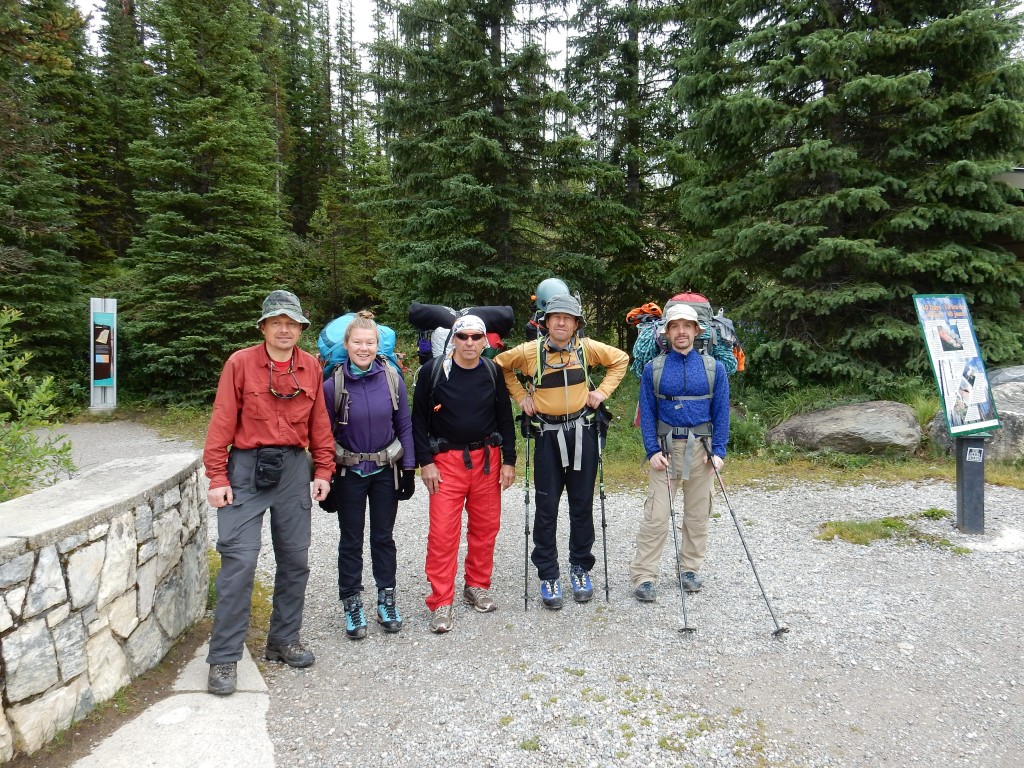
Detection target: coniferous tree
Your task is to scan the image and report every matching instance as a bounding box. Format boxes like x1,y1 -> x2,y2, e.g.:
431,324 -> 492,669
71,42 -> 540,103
92,0 -> 151,268
562,0 -> 683,338
373,0 -> 581,316
126,0 -> 288,403
674,0 -> 1024,388
0,0 -> 84,375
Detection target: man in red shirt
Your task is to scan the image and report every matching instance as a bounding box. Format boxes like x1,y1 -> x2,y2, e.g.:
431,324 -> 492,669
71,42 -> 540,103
203,290 -> 334,696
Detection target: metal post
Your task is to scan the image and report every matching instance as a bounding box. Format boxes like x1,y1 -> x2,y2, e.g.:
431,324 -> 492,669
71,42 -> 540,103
954,435 -> 987,534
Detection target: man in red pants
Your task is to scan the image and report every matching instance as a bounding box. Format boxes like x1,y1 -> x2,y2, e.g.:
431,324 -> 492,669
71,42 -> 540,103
412,315 -> 516,633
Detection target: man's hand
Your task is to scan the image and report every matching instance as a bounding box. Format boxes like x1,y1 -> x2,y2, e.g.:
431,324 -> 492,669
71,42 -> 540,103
207,485 -> 233,508
649,452 -> 670,471
586,389 -> 607,410
519,396 -> 537,416
704,453 -> 724,473
500,463 -> 516,491
312,478 -> 330,501
420,462 -> 442,495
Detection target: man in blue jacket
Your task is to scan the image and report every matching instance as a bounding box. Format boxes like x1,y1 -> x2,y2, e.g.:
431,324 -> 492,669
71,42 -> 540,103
629,303 -> 730,602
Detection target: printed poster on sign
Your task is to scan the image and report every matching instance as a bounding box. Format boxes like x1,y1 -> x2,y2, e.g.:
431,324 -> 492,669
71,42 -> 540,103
913,295 -> 999,437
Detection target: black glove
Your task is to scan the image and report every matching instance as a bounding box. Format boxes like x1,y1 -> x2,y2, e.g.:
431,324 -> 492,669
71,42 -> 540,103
318,479 -> 340,513
395,469 -> 416,501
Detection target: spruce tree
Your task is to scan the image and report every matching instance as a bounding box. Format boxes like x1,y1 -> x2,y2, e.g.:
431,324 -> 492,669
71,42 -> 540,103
0,0 -> 84,376
126,0 -> 288,403
371,0 -> 567,315
93,0 -> 152,268
674,0 -> 1024,387
562,0 -> 684,338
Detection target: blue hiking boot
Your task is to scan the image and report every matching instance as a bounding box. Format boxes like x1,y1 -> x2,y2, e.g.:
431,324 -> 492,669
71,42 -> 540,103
539,579 -> 563,610
376,587 -> 402,633
568,564 -> 594,603
343,595 -> 367,640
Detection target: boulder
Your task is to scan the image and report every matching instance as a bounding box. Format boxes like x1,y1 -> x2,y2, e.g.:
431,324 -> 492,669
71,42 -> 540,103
766,400 -> 920,454
929,365 -> 1024,461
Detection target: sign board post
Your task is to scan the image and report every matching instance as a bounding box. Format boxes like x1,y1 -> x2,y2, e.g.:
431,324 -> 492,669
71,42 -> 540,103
954,435 -> 987,533
913,294 -> 999,534
89,297 -> 117,412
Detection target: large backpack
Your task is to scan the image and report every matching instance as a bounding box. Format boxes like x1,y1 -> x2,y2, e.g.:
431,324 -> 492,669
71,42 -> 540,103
318,313 -> 402,379
663,292 -> 743,374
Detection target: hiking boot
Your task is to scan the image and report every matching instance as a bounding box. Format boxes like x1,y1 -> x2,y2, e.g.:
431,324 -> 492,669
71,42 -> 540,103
463,585 -> 496,613
265,641 -> 315,668
539,578 -> 563,610
429,604 -> 455,634
343,595 -> 367,639
376,587 -> 403,633
633,581 -> 657,603
680,571 -> 703,593
568,564 -> 594,603
207,662 -> 236,696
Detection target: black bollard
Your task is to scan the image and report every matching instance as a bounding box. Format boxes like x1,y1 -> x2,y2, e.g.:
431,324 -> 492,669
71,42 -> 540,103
954,434 -> 988,534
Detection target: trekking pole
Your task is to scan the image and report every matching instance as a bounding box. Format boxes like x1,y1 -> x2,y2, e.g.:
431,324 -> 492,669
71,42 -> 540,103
661,435 -> 696,634
520,413 -> 532,611
699,437 -> 788,638
596,408 -> 610,602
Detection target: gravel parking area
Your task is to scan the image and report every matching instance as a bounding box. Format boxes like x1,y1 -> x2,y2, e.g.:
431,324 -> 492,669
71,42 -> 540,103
230,477 -> 1024,767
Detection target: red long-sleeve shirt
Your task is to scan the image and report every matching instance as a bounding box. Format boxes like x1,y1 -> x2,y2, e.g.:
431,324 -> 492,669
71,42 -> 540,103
203,343 -> 335,488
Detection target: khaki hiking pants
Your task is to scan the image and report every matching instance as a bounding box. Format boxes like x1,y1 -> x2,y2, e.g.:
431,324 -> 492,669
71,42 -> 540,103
629,436 -> 714,587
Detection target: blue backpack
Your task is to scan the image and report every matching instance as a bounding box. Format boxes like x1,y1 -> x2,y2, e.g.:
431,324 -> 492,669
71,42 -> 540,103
317,313 -> 402,379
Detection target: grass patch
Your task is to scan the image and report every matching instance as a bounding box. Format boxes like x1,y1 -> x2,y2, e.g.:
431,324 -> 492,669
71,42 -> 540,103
817,514 -> 970,553
520,737 -> 540,751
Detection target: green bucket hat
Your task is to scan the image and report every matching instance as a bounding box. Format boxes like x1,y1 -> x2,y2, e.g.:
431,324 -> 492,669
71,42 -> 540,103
257,290 -> 310,328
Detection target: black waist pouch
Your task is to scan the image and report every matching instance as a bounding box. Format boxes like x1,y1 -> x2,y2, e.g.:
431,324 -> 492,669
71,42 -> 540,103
255,447 -> 286,489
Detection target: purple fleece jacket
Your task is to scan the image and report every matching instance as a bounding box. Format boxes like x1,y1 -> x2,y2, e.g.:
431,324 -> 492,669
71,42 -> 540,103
322,359 -> 415,474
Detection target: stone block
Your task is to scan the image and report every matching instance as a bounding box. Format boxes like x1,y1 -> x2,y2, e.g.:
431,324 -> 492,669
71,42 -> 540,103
24,546 -> 67,618
57,531 -> 88,554
88,522 -> 109,540
0,599 -> 12,632
67,540 -> 105,609
135,501 -> 154,542
136,558 -> 158,620
137,539 -> 158,564
8,676 -> 88,755
108,590 -> 139,639
86,629 -> 130,703
0,712 -> 12,762
153,507 -> 184,581
124,616 -> 169,677
0,552 -> 34,588
97,511 -> 137,610
2,617 -> 58,702
52,613 -> 88,681
163,484 -> 182,509
4,585 -> 25,619
46,602 -> 70,628
154,539 -> 206,640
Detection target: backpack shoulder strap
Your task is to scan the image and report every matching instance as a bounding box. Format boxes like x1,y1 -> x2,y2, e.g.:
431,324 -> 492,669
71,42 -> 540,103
379,355 -> 400,411
332,366 -> 349,427
702,353 -> 716,395
652,353 -> 715,401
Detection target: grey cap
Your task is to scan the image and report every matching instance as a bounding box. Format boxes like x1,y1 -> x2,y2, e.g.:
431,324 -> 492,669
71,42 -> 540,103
257,290 -> 310,328
544,293 -> 586,329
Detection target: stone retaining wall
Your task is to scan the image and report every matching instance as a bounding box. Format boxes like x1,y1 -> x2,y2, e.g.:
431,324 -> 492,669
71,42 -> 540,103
0,453 -> 208,762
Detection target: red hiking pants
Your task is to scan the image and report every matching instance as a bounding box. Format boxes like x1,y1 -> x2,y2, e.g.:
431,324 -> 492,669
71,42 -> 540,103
424,446 -> 502,611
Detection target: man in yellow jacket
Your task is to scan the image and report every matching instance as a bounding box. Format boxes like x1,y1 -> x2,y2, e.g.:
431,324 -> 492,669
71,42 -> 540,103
495,294 -> 629,608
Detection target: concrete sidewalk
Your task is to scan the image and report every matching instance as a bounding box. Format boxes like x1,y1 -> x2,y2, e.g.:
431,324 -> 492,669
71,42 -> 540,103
70,644 -> 274,768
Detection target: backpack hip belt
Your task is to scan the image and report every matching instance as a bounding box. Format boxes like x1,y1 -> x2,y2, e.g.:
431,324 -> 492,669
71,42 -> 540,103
535,409 -> 596,471
657,423 -> 712,483
429,432 -> 502,473
335,437 -> 404,469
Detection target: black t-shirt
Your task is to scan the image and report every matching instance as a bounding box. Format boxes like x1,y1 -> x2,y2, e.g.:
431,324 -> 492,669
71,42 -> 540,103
412,358 -> 516,468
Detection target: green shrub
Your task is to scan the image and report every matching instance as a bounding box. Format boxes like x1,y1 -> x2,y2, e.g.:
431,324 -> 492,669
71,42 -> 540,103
0,308 -> 75,501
